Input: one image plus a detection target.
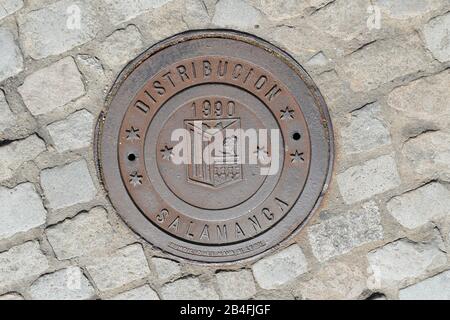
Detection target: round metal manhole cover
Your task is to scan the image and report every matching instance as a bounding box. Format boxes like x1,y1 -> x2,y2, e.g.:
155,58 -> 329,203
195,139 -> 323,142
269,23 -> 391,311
97,30 -> 334,263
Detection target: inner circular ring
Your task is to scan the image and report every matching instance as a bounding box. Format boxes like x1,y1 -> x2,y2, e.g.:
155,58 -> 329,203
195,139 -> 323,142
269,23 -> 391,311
156,96 -> 266,209
145,84 -> 283,220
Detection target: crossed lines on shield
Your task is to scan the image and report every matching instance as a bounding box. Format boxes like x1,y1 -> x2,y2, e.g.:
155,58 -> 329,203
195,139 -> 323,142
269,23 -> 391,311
184,118 -> 243,188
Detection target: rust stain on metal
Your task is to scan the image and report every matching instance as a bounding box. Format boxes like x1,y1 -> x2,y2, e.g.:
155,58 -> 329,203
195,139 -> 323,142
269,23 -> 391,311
96,30 -> 334,263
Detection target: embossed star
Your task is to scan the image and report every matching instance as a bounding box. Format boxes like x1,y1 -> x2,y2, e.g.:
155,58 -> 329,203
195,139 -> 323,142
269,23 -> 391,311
129,172 -> 143,187
280,107 -> 294,120
160,145 -> 173,160
290,150 -> 304,163
126,127 -> 140,141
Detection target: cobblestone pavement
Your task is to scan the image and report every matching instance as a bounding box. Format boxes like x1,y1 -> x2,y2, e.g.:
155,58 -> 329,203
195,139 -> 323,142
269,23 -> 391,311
0,0 -> 450,300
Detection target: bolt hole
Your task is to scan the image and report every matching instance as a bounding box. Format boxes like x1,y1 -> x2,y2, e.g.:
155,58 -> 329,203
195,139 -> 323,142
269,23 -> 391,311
292,132 -> 301,141
128,153 -> 137,161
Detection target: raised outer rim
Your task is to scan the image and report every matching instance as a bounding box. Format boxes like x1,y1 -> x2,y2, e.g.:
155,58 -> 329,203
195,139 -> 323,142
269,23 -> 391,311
95,29 -> 335,265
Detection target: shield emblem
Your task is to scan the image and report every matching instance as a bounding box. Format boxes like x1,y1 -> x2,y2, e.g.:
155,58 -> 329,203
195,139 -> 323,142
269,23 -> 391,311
184,118 -> 243,188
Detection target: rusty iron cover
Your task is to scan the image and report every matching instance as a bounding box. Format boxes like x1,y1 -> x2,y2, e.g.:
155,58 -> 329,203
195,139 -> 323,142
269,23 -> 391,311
96,30 -> 334,263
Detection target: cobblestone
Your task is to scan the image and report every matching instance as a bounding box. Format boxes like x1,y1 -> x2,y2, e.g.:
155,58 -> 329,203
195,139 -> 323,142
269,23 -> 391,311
340,35 -> 430,92
296,262 -> 367,300
367,236 -> 447,288
387,70 -> 450,119
18,0 -> 101,59
0,90 -> 15,133
337,155 -> 401,204
252,245 -> 308,289
387,182 -> 450,229
0,242 -> 49,291
108,285 -> 159,300
161,277 -> 219,300
47,109 -> 94,152
212,0 -> 261,28
86,244 -> 150,292
399,270 -> 450,300
308,202 -> 383,262
0,135 -> 46,181
403,131 -> 450,180
0,0 -> 23,21
340,103 -> 391,154
97,25 -> 144,72
375,0 -> 441,18
18,57 -> 85,116
216,270 -> 257,299
46,207 -> 117,260
150,257 -> 181,282
40,160 -> 96,210
423,12 -> 450,62
0,28 -> 23,82
0,183 -> 46,240
29,267 -> 95,300
104,0 -> 173,25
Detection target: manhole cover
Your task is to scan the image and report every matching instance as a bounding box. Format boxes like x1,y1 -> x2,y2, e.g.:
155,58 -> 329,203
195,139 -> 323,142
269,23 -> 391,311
97,30 -> 334,263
